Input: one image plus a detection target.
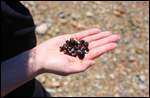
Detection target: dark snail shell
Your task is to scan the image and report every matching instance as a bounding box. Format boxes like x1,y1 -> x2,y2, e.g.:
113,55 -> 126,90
63,44 -> 68,49
77,50 -> 85,59
83,42 -> 89,47
80,40 -> 85,45
84,47 -> 89,53
66,40 -> 70,45
59,46 -> 64,51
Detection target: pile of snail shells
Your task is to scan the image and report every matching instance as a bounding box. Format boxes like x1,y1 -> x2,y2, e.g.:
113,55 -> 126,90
59,37 -> 89,59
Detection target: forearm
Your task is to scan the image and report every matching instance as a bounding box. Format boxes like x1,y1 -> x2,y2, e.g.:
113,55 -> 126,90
1,48 -> 41,97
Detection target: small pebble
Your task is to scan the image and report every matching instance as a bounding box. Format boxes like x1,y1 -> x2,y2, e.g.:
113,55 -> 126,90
35,23 -> 48,35
82,72 -> 87,77
138,83 -> 146,90
109,74 -> 115,79
86,11 -> 94,17
95,75 -> 101,79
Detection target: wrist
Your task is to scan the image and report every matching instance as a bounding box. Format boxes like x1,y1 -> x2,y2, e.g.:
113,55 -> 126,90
28,47 -> 43,76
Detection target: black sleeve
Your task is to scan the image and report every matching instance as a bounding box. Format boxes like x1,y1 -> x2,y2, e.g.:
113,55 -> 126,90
1,1 -> 36,62
1,1 -> 50,97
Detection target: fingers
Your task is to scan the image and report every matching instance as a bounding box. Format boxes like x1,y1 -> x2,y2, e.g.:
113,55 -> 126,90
82,31 -> 112,43
89,35 -> 120,50
86,43 -> 118,60
73,28 -> 100,40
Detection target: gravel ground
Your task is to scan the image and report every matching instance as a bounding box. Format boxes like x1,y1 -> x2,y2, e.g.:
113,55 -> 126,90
21,1 -> 149,97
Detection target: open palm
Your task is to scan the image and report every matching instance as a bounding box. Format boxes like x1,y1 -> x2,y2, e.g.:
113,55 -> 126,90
35,28 -> 119,76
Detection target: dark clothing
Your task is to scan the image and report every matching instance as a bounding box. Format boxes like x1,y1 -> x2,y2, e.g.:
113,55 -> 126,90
1,1 -> 36,62
1,1 -> 50,97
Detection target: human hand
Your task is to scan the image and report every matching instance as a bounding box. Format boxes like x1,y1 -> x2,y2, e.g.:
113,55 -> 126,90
33,28 -> 119,76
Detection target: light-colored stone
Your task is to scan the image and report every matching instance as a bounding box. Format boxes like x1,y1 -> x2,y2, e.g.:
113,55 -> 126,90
86,11 -> 94,17
109,74 -> 115,79
129,88 -> 134,94
128,55 -> 135,62
45,81 -> 60,88
133,82 -> 138,89
35,23 -> 48,35
95,75 -> 101,79
138,83 -> 146,90
139,75 -> 146,81
45,88 -> 57,93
